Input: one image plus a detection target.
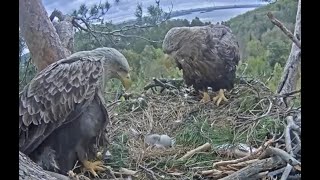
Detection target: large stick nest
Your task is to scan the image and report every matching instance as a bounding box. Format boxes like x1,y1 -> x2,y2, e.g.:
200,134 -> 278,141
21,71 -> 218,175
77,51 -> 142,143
73,78 -> 301,180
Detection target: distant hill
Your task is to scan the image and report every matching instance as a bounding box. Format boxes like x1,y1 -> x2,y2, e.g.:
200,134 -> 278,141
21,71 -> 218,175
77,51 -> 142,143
226,0 -> 297,60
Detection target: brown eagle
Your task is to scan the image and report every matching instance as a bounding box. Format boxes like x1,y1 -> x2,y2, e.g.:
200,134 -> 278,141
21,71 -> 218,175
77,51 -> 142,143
162,24 -> 240,105
19,47 -> 132,176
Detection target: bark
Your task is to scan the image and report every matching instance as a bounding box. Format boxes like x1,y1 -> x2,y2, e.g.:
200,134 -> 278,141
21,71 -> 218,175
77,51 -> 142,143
277,0 -> 301,96
19,0 -> 68,72
220,156 -> 285,180
19,151 -> 58,180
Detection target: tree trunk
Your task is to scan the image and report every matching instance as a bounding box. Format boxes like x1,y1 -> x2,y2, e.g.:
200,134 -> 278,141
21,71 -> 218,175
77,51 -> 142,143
19,0 -> 68,72
277,0 -> 301,96
19,151 -> 58,180
50,9 -> 75,55
19,0 -> 72,179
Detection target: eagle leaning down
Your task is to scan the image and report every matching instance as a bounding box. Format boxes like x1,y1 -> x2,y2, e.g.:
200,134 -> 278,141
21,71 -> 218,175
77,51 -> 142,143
19,47 -> 132,176
162,24 -> 240,106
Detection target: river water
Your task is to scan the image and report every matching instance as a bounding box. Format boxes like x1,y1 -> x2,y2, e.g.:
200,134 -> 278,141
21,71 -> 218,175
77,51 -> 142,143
172,7 -> 257,23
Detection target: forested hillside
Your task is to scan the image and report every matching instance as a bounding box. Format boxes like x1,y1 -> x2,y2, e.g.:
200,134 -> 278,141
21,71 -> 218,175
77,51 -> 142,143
20,0 -> 299,94
72,0 -> 299,94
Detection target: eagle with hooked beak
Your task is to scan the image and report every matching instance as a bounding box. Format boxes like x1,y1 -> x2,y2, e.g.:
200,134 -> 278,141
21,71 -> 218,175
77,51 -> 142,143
19,47 -> 132,177
162,24 -> 240,105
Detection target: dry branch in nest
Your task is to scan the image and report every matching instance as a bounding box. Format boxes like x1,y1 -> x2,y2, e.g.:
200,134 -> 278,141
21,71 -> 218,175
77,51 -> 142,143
199,113 -> 301,179
144,78 -> 185,93
178,142 -> 211,161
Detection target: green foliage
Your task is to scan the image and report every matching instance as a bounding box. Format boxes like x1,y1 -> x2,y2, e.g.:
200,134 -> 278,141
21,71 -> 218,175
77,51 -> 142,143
175,118 -> 240,147
267,63 -> 283,93
107,133 -> 130,168
229,0 -> 298,91
21,0 -> 299,102
246,38 -> 266,58
228,0 -> 297,61
190,17 -> 204,26
266,41 -> 289,67
244,56 -> 270,79
120,45 -> 182,92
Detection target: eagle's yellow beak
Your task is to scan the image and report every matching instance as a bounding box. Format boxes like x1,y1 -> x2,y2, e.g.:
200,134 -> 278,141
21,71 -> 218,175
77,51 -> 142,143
119,72 -> 132,90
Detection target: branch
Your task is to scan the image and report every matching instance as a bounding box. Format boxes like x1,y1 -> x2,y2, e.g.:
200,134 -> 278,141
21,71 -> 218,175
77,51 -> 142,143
72,17 -> 168,43
280,164 -> 293,180
138,165 -> 160,180
267,12 -> 301,49
212,138 -> 274,169
264,147 -> 301,171
219,156 -> 284,180
178,143 -> 211,161
276,89 -> 301,97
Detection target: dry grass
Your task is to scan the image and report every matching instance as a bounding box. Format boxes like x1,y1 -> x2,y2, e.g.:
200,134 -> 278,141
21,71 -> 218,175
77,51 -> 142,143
88,78 -> 300,179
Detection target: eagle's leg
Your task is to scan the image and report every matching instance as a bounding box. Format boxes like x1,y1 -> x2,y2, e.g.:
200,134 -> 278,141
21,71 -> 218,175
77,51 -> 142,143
212,89 -> 228,106
200,91 -> 211,103
77,146 -> 107,177
82,160 -> 107,177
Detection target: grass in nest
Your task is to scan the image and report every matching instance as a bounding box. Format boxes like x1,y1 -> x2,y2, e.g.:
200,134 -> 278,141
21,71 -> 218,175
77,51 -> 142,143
175,116 -> 245,147
251,117 -> 283,140
106,133 -> 130,168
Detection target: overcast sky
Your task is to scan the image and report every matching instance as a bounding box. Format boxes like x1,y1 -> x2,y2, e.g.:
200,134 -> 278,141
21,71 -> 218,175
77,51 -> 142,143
42,0 -> 264,23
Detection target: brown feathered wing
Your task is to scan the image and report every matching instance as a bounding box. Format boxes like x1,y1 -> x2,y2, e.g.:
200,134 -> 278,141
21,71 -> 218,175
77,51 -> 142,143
19,56 -> 104,155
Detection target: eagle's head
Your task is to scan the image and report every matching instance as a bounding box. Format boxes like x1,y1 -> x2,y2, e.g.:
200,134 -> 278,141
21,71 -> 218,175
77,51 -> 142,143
72,47 -> 132,90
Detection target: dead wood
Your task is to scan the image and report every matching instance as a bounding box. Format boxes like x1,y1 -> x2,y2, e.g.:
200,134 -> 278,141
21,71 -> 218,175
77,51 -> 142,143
277,0 -> 301,99
280,164 -> 293,180
19,151 -> 59,180
267,12 -> 301,49
212,138 -> 274,168
264,147 -> 301,171
219,156 -> 285,180
178,142 -> 211,161
144,78 -> 184,93
139,165 -> 160,180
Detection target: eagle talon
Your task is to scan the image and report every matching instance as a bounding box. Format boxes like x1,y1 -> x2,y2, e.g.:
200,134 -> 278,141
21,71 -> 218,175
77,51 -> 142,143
200,92 -> 211,103
82,160 -> 107,177
212,89 -> 228,106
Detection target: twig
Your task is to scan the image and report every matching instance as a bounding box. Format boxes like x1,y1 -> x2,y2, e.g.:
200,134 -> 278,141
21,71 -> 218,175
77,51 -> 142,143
105,166 -> 117,179
267,12 -> 301,49
118,167 -> 138,177
229,159 -> 259,168
178,143 -> 211,161
144,78 -> 180,91
138,165 -> 159,180
72,17 -> 167,43
107,100 -> 121,108
277,89 -> 301,97
201,169 -> 222,176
